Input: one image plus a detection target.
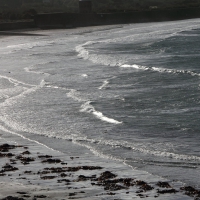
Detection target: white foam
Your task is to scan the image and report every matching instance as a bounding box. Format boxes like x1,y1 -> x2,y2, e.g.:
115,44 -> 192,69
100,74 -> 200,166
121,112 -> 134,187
99,80 -> 109,89
24,61 -> 57,73
75,19 -> 200,79
80,101 -> 122,124
6,41 -> 55,51
81,74 -> 88,77
120,64 -> 149,70
120,64 -> 200,77
0,75 -> 36,87
67,89 -> 85,102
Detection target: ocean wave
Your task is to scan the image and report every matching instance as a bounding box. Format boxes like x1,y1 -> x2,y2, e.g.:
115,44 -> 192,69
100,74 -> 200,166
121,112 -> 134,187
75,21 -> 200,78
77,138 -> 200,162
80,101 -> 122,124
99,80 -> 109,90
0,75 -> 36,87
67,89 -> 86,102
81,74 -> 88,78
7,41 -> 55,51
120,64 -> 200,77
24,62 -> 55,76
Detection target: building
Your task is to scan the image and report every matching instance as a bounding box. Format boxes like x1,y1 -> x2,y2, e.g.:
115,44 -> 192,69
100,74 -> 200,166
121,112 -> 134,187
79,0 -> 92,13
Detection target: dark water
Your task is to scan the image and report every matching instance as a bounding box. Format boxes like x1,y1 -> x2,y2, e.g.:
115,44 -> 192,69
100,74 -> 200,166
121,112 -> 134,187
0,19 -> 200,188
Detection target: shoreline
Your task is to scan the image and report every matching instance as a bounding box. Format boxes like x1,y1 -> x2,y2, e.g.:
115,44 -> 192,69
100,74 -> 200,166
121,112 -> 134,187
0,23 -> 200,200
0,129 -> 198,200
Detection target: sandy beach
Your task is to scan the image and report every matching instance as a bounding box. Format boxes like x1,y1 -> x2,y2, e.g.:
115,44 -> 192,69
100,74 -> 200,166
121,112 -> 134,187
0,120 -> 198,200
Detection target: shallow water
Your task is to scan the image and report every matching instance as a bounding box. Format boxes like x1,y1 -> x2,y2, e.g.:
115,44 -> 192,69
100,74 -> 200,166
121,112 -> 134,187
0,19 -> 200,189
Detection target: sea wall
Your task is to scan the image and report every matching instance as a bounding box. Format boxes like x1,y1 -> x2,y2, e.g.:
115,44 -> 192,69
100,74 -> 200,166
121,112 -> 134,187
0,21 -> 36,31
35,7 -> 200,29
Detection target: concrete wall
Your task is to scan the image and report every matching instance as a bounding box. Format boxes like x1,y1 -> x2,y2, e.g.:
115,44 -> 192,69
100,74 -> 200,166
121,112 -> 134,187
34,7 -> 200,29
0,21 -> 36,31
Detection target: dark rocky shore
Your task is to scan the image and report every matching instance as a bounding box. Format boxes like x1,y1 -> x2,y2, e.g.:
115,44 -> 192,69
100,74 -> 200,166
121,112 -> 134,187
0,142 -> 200,200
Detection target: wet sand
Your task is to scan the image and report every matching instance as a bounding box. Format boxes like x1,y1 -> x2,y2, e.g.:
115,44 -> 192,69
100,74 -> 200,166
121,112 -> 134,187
0,129 -> 198,200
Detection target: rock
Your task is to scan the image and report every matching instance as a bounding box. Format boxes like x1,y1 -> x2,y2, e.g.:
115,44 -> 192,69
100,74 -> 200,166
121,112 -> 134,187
104,183 -> 126,191
24,171 -> 32,174
57,179 -> 70,183
107,192 -> 116,195
140,183 -> 154,191
1,196 -> 25,200
16,192 -> 27,194
2,164 -> 18,172
180,186 -> 200,197
76,175 -> 96,182
157,189 -> 178,194
156,181 -> 171,188
60,173 -> 68,177
34,195 -> 47,198
15,155 -> 35,162
0,144 -> 15,150
21,151 -> 31,155
42,158 -> 61,163
98,171 -> 117,180
69,193 -> 76,196
38,155 -> 52,158
40,176 -> 57,180
0,153 -> 15,157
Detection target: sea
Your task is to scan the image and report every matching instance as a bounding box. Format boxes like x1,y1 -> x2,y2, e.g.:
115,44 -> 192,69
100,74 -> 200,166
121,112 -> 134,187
0,18 -> 200,189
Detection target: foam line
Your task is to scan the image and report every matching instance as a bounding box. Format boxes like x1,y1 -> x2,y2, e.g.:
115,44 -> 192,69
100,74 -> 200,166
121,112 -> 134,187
80,101 -> 122,124
99,80 -> 109,90
121,64 -> 200,77
0,75 -> 36,87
